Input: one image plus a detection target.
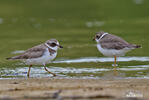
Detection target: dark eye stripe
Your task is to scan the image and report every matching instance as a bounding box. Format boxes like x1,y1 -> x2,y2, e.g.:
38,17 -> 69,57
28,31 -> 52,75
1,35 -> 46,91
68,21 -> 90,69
51,43 -> 57,47
48,42 -> 57,47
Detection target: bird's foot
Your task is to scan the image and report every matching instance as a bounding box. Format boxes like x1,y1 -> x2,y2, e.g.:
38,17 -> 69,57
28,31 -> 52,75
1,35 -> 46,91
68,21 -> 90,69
112,64 -> 118,67
52,73 -> 57,77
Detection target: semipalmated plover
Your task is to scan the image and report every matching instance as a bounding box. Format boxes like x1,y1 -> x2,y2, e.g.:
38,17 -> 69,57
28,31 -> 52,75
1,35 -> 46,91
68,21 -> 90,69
93,31 -> 141,72
7,39 -> 63,78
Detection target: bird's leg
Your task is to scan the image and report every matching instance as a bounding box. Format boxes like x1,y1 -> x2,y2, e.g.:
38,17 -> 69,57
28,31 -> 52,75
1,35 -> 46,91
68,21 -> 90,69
27,65 -> 32,78
44,66 -> 56,77
114,56 -> 117,66
114,56 -> 117,75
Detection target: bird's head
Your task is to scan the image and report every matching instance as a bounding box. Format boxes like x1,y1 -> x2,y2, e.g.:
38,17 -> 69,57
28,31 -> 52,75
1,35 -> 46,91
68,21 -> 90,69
93,31 -> 106,42
45,39 -> 63,51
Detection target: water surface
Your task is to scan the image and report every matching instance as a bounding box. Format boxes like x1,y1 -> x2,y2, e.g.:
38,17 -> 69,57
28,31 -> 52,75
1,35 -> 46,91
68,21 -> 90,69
1,57 -> 149,79
0,0 -> 149,79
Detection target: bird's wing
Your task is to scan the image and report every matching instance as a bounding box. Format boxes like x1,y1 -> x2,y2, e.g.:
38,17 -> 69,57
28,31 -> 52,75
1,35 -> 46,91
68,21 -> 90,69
100,34 -> 130,50
7,44 -> 47,60
101,42 -> 129,50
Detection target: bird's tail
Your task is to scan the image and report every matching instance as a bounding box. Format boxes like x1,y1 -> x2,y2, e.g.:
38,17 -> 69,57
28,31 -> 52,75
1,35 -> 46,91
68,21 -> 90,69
131,44 -> 141,49
6,56 -> 21,60
135,45 -> 141,48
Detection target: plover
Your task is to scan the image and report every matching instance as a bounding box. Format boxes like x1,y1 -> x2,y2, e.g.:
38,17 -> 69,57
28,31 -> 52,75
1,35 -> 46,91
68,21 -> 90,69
7,39 -> 63,78
93,31 -> 141,71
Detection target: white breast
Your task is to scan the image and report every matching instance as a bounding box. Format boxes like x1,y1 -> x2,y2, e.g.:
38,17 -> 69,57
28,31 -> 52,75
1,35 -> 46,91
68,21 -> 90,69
97,44 -> 131,57
24,48 -> 57,65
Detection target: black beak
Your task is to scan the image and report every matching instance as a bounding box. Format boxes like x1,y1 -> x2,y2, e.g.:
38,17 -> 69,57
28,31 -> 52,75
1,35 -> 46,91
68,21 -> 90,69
93,37 -> 95,41
59,45 -> 63,48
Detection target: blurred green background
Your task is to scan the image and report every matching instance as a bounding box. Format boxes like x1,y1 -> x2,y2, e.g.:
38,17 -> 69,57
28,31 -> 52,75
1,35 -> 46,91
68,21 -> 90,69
0,0 -> 149,78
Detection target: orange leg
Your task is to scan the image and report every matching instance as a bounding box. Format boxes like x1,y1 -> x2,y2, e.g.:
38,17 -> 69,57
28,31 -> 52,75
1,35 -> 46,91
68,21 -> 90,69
114,56 -> 117,75
44,67 -> 56,77
27,65 -> 32,78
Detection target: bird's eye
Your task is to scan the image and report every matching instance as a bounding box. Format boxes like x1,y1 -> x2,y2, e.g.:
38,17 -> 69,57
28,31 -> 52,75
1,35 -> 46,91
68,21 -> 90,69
96,35 -> 100,39
50,43 -> 57,47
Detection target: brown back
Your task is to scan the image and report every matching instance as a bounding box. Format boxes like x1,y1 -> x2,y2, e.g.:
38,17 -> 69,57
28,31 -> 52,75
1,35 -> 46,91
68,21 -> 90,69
100,34 -> 133,50
10,44 -> 47,59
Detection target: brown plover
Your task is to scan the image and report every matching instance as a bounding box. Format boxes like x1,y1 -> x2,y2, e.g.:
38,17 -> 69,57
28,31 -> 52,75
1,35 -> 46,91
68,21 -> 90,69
93,31 -> 141,72
7,39 -> 63,78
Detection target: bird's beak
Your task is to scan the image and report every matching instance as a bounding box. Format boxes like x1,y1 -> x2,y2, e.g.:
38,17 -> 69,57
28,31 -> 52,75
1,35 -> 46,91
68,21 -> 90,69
93,37 -> 95,41
58,45 -> 63,48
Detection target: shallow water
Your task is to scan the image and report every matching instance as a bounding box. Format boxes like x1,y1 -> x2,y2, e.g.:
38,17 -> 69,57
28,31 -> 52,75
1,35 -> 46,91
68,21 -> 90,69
1,65 -> 149,79
0,0 -> 149,79
54,56 -> 149,63
1,57 -> 149,79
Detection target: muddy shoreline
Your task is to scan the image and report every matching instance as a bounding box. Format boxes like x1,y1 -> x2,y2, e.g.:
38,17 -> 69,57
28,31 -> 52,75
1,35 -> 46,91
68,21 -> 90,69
0,78 -> 148,100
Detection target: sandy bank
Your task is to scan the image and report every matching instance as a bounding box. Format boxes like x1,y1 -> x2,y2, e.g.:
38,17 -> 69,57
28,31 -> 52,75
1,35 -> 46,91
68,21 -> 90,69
0,78 -> 148,100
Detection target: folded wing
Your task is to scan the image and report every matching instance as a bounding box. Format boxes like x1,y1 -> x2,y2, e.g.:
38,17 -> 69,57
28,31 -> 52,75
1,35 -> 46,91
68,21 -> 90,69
100,34 -> 141,50
7,44 -> 46,60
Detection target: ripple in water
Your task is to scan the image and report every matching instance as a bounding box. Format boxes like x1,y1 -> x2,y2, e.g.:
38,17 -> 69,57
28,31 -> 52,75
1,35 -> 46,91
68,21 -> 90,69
1,64 -> 149,79
54,57 -> 149,63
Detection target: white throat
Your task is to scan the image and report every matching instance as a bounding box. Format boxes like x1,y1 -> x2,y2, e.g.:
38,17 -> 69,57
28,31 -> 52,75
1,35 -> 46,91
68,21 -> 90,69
98,33 -> 108,41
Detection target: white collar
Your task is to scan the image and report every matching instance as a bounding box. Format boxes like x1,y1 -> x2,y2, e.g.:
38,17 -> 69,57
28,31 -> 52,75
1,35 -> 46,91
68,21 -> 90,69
98,33 -> 108,41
